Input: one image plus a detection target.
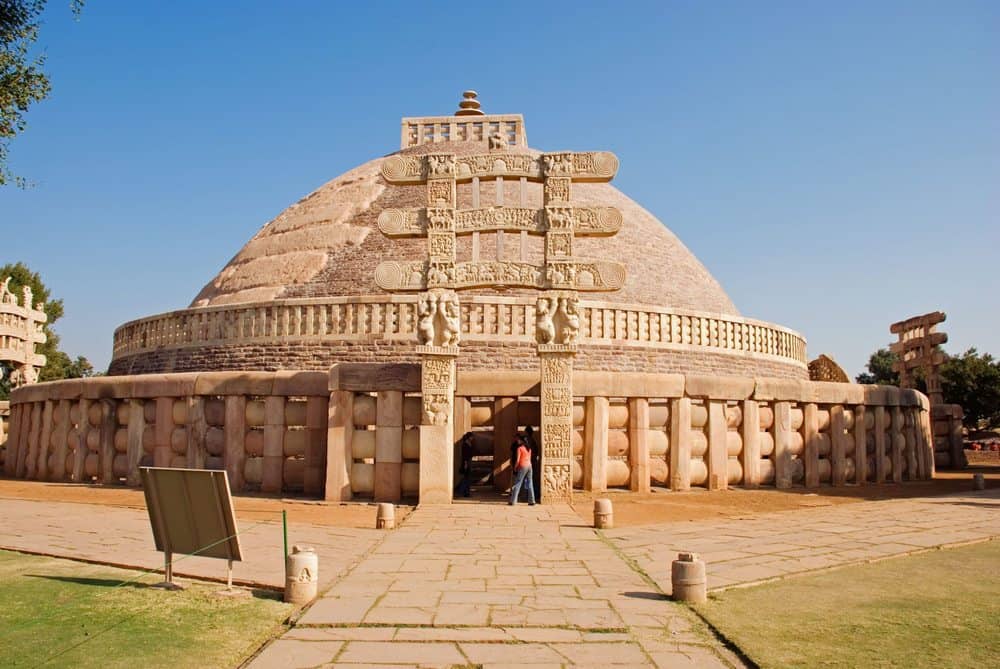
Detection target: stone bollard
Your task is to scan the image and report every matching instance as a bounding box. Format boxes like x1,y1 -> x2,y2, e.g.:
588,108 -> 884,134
284,545 -> 319,604
376,503 -> 396,529
973,473 -> 985,491
671,552 -> 707,603
594,498 -> 613,529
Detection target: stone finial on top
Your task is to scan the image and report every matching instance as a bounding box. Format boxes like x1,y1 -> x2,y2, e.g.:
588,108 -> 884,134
455,90 -> 485,116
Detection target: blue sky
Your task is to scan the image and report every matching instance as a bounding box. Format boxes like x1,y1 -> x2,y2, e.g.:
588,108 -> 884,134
1,1 -> 997,375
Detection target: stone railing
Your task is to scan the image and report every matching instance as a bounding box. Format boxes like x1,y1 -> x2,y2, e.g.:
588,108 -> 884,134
112,296 -> 807,368
2,372 -> 328,496
4,368 -> 932,502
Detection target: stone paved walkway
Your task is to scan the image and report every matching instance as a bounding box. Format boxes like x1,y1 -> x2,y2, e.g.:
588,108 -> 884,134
608,489 -> 1000,595
0,498 -> 381,589
3,488 -> 998,667
249,503 -> 736,669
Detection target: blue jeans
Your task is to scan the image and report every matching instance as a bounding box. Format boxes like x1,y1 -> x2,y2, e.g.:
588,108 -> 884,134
510,466 -> 535,504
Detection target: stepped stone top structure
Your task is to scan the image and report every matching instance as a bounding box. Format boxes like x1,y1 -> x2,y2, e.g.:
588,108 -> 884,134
109,92 -> 807,378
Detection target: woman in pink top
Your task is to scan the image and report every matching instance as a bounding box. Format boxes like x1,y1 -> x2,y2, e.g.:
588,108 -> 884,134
509,436 -> 536,506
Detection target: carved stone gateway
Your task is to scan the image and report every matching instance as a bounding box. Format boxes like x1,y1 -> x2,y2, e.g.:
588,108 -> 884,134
0,277 -> 47,388
377,92 -> 625,503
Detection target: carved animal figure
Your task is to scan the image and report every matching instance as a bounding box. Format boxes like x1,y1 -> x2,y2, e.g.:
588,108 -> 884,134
488,132 -> 506,150
536,298 -> 555,344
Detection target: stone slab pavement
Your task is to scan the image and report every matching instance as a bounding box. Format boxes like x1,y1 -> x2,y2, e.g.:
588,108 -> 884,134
249,503 -> 740,669
608,488 -> 1000,595
0,498 -> 382,589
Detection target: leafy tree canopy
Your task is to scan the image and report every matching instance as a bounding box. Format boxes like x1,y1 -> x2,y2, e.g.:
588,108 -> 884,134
0,261 -> 94,399
941,348 -> 1000,431
855,348 -> 900,386
0,0 -> 82,186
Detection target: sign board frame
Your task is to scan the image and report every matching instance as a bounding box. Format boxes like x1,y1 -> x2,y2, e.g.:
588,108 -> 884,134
140,467 -> 243,586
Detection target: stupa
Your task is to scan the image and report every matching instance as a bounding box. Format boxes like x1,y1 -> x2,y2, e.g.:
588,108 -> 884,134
109,92 -> 807,380
3,92 -> 936,505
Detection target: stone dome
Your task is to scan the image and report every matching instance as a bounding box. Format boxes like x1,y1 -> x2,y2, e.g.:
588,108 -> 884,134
190,141 -> 738,316
109,99 -> 806,378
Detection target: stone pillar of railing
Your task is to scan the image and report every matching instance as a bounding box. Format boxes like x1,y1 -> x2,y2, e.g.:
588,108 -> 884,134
874,406 -> 887,483
375,390 -> 403,502
304,397 -> 328,496
262,396 -> 285,494
741,400 -> 760,488
669,397 -> 691,491
853,405 -> 867,485
583,396 -> 609,493
224,395 -> 247,492
126,399 -> 145,486
37,400 -> 54,481
52,399 -> 70,482
99,399 -> 117,484
706,401 -> 728,491
325,390 -> 354,502
773,401 -> 792,489
628,397 -> 650,493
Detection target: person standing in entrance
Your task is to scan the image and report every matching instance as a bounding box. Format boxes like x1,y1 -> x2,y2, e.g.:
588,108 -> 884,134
509,436 -> 536,506
523,425 -> 541,503
454,432 -> 475,498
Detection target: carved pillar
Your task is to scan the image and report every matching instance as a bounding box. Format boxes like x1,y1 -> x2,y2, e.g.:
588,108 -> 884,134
538,345 -> 574,503
418,346 -> 458,503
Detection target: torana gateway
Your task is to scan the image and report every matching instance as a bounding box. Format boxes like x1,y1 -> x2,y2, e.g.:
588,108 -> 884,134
3,93 -> 936,503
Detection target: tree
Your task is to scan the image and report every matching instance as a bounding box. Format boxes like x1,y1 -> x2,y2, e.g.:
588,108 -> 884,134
0,261 -> 94,399
855,347 -> 900,385
1,1 -> 82,186
940,348 -> 1000,431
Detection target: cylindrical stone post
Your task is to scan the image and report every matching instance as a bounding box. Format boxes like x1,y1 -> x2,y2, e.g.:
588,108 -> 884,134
671,552 -> 707,603
284,545 -> 319,604
376,502 -> 396,529
593,498 -> 613,529
973,473 -> 985,491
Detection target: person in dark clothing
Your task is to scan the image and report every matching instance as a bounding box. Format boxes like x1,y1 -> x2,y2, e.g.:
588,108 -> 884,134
454,432 -> 474,498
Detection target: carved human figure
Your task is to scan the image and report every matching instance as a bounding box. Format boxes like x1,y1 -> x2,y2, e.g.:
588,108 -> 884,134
417,293 -> 437,345
439,293 -> 461,347
0,277 -> 14,304
21,286 -> 32,310
536,298 -> 555,345
558,297 -> 580,344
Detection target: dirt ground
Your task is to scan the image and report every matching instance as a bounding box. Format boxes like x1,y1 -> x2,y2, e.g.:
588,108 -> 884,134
0,466 -> 996,529
0,478 -> 411,528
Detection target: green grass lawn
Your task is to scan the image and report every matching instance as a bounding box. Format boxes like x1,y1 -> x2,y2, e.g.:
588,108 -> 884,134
695,540 -> 1000,668
0,550 -> 293,668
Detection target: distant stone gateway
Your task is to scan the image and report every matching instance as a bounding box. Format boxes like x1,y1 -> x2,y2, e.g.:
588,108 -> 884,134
3,93 -> 937,502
